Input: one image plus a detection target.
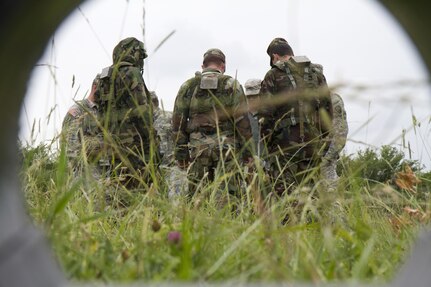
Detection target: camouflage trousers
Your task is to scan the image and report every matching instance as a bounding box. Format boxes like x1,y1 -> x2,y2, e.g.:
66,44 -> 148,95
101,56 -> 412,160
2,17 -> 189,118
160,165 -> 189,198
265,155 -> 316,195
320,158 -> 340,191
262,124 -> 328,195
187,132 -> 241,198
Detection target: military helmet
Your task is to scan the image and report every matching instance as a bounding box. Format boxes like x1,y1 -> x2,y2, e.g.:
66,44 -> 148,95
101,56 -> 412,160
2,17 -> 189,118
244,78 -> 262,96
112,37 -> 148,69
203,48 -> 226,64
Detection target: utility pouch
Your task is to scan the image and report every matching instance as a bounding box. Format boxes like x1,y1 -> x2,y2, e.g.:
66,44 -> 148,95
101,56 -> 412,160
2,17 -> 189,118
200,74 -> 218,90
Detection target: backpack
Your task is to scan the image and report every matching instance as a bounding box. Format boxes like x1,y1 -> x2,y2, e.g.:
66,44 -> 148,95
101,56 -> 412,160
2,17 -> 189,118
186,72 -> 236,134
272,56 -> 332,144
95,64 -> 156,155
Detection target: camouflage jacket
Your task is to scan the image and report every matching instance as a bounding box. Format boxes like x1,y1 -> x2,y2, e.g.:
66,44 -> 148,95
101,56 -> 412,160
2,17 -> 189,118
247,112 -> 261,155
61,98 -> 101,166
154,108 -> 174,165
96,61 -> 156,157
259,57 -> 333,148
172,68 -> 252,161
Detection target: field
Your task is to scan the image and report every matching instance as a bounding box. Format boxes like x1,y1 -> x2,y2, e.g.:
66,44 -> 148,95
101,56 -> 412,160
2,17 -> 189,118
19,140 -> 431,284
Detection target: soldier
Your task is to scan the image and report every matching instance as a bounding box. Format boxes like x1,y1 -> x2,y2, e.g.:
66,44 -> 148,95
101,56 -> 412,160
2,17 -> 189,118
61,74 -> 103,177
172,48 -> 252,197
95,37 -> 159,189
150,91 -> 188,198
259,38 -> 333,194
244,78 -> 262,156
151,91 -> 174,166
320,93 -> 348,190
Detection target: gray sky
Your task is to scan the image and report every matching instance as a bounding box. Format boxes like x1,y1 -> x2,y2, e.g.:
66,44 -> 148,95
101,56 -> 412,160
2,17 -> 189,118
20,0 -> 431,168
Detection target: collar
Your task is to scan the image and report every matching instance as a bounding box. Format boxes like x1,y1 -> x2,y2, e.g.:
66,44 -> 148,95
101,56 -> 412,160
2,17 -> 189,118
84,98 -> 98,109
201,67 -> 223,75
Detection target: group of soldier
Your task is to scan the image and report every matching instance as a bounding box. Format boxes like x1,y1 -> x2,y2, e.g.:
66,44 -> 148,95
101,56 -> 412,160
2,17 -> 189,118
61,36 -> 348,203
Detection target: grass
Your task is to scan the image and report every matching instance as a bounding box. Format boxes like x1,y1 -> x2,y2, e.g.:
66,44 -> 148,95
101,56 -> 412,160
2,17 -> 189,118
19,137 -> 431,284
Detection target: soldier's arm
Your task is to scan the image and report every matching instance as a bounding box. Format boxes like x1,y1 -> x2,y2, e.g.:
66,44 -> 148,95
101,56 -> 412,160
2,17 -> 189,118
323,93 -> 348,161
257,72 -> 277,134
122,67 -> 152,121
61,110 -> 82,165
260,71 -> 279,116
172,80 -> 192,164
79,110 -> 104,160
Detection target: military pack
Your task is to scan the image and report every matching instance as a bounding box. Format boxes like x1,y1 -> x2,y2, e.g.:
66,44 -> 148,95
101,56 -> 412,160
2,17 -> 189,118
186,71 -> 236,134
270,56 -> 332,142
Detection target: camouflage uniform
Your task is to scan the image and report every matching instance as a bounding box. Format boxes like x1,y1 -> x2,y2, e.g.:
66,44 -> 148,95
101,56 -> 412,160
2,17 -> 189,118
244,78 -> 263,156
320,93 -> 348,190
259,38 -> 333,193
95,37 -> 159,188
61,92 -> 104,178
151,92 -> 174,166
172,48 -> 252,196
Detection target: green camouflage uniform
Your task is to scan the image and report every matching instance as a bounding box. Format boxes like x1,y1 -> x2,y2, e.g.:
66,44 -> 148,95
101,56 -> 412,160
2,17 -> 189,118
259,38 -> 333,192
321,93 -> 348,190
172,49 -> 252,195
95,37 -> 159,188
61,98 -> 103,177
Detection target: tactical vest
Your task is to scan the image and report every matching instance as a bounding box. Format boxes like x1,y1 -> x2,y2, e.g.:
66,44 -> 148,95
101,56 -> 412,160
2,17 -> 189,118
186,72 -> 236,135
272,56 -> 331,142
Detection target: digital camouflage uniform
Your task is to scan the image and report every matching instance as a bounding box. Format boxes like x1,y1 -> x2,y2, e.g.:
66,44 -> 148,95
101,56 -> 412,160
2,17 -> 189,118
244,78 -> 263,156
150,91 -> 188,197
155,108 -> 190,197
259,38 -> 333,193
152,104 -> 174,166
320,93 -> 348,190
61,98 -> 103,178
172,49 -> 252,196
95,37 -> 159,188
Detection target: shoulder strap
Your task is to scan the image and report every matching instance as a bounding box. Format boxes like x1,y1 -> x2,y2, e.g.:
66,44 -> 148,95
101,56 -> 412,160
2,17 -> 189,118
284,63 -> 297,89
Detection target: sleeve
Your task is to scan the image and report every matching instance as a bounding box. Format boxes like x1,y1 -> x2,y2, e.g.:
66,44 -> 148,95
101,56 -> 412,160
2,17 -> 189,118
257,71 -> 277,134
124,67 -> 149,106
121,67 -> 153,133
172,80 -> 192,161
323,94 -> 348,161
80,111 -> 104,160
61,110 -> 82,165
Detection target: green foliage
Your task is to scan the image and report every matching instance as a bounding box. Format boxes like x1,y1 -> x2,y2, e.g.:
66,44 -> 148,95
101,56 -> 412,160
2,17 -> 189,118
19,142 -> 429,284
339,145 -> 421,184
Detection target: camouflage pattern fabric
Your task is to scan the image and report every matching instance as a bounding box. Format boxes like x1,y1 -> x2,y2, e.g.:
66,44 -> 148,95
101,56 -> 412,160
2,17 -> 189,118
153,108 -> 174,166
172,67 -> 252,196
247,113 -> 261,155
259,56 -> 333,193
61,98 -> 103,178
95,37 -> 159,188
166,165 -> 189,198
321,93 -> 348,190
245,78 -> 263,156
